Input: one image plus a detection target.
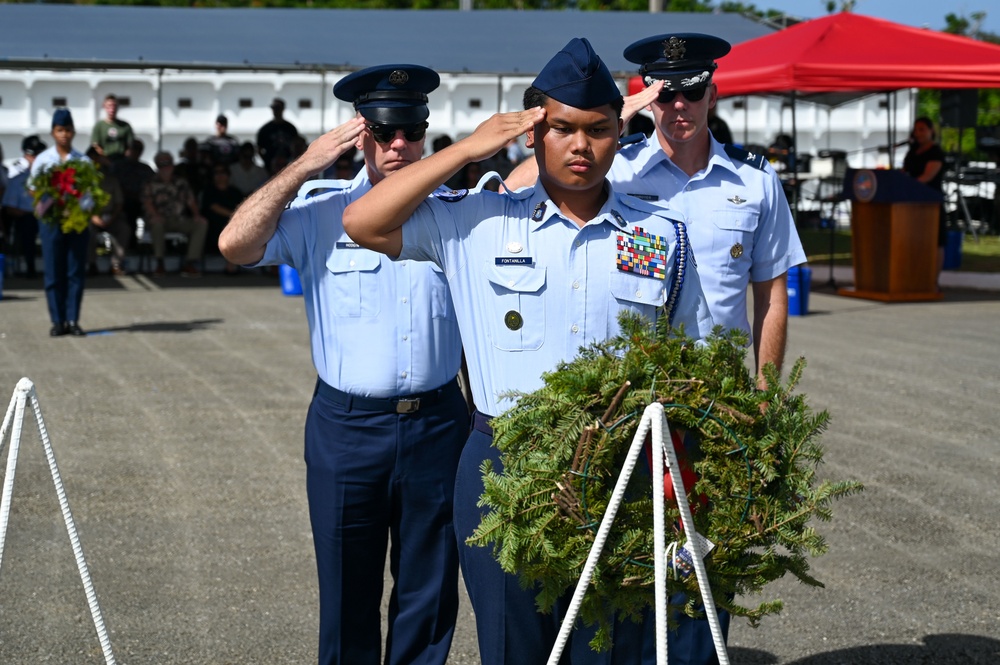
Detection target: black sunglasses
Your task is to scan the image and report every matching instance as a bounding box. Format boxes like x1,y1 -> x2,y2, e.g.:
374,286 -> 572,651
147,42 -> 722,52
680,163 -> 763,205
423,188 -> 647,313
367,122 -> 428,144
657,85 -> 708,104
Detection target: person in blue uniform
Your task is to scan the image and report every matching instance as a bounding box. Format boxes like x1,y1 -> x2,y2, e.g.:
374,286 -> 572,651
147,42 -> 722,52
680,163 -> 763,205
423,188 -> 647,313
2,135 -> 46,278
613,33 -> 806,381
343,38 -> 714,665
506,34 -> 806,387
218,65 -> 469,665
613,33 -> 807,665
30,109 -> 91,337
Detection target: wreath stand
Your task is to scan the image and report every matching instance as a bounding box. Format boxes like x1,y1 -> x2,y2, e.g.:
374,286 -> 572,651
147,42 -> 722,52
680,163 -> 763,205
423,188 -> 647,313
0,378 -> 117,665
546,402 -> 730,665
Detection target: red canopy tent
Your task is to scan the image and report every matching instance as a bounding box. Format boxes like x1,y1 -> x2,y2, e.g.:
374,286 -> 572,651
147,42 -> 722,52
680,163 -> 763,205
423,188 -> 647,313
711,12 -> 1000,96
701,12 -> 1000,287
625,13 -> 1000,285
628,12 -> 1000,96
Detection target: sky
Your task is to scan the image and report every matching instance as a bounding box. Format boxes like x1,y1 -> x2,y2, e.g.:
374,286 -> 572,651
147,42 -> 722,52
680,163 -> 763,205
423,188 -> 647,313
755,0 -> 1000,36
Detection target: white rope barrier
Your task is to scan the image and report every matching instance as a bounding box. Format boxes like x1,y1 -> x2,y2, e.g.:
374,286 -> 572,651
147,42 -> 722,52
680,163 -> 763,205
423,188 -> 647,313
655,405 -> 730,664
0,378 -> 118,665
546,402 -> 730,665
650,405 -> 670,665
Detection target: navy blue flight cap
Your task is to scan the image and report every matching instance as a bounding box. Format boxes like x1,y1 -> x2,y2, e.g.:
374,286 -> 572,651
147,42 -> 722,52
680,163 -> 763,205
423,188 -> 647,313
52,108 -> 75,128
333,64 -> 440,126
531,37 -> 622,110
624,33 -> 731,91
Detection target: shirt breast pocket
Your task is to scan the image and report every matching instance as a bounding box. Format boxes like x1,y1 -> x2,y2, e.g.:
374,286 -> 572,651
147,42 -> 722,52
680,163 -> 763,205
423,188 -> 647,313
427,263 -> 452,320
483,262 -> 546,351
326,250 -> 381,318
710,210 -> 758,274
608,270 -> 666,336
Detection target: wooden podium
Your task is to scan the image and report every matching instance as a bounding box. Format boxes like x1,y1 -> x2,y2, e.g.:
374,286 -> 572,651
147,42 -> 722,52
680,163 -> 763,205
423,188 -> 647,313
838,168 -> 944,302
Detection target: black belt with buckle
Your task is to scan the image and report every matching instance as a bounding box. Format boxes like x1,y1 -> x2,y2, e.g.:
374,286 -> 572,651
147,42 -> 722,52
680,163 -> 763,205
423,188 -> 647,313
315,377 -> 456,414
472,410 -> 494,437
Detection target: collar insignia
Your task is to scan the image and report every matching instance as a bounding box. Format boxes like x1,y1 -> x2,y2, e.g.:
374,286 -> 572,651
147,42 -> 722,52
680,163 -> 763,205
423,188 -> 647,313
531,202 -> 546,222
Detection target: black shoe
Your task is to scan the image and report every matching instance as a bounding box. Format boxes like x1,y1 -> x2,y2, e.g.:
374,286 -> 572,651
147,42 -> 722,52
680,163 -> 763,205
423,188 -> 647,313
50,323 -> 68,337
67,321 -> 86,337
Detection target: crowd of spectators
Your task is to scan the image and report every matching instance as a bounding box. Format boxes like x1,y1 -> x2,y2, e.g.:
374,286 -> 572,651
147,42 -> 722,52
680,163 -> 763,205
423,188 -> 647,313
1,95 -> 539,280
2,98 -> 315,279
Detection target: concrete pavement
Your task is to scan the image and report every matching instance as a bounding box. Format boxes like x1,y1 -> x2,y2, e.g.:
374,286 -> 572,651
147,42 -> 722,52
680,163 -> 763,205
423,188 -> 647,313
0,270 -> 997,664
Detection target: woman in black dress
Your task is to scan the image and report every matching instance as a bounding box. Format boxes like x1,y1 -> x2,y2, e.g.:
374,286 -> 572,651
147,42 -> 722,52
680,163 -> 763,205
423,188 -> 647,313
902,116 -> 946,288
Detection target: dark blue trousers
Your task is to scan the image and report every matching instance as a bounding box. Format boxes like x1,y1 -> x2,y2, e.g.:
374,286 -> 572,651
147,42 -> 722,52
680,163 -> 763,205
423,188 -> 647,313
454,423 -> 730,665
305,379 -> 469,665
39,223 -> 89,325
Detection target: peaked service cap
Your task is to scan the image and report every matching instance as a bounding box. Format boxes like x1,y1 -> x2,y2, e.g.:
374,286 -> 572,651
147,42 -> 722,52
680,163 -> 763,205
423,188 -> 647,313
22,135 -> 47,156
334,64 -> 440,126
624,33 -> 731,91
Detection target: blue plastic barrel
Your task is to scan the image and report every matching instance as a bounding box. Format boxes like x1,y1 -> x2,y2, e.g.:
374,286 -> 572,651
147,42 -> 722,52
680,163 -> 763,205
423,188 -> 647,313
787,264 -> 812,316
279,264 -> 303,296
943,230 -> 962,270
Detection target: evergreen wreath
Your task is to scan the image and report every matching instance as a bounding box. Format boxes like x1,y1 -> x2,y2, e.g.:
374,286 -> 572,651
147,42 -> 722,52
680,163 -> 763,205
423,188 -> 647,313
470,313 -> 863,651
30,159 -> 109,235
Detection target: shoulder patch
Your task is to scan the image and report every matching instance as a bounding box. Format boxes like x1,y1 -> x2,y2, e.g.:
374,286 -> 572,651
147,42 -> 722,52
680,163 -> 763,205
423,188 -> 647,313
433,188 -> 469,203
725,144 -> 768,171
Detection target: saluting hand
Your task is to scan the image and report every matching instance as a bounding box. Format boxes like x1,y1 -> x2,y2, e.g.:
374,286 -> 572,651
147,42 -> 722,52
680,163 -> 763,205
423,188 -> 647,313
621,80 -> 663,130
456,107 -> 547,164
298,117 -> 367,175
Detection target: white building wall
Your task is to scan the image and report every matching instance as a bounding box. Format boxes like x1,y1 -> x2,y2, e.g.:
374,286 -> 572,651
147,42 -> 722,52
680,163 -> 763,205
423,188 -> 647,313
714,91 -> 916,170
2,67 -> 911,172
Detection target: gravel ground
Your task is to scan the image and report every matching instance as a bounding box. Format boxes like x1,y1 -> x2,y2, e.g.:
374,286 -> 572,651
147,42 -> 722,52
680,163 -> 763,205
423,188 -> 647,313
0,270 -> 996,664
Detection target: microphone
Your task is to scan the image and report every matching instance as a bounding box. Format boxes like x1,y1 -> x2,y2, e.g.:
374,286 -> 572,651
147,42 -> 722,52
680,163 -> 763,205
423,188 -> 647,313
891,139 -> 912,148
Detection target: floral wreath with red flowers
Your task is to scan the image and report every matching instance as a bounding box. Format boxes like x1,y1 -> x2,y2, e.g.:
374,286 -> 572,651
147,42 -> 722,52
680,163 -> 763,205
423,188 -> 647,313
30,159 -> 110,234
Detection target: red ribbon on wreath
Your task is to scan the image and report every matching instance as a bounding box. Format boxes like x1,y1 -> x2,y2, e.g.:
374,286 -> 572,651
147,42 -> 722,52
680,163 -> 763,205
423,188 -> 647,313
52,167 -> 80,197
645,428 -> 709,513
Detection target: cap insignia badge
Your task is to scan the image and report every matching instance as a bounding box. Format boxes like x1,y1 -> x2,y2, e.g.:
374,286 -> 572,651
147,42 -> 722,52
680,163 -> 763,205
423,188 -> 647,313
662,36 -> 687,61
389,70 -> 409,86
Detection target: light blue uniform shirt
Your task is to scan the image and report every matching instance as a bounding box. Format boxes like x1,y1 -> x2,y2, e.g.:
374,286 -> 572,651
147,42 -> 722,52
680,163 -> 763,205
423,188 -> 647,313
609,134 -> 807,336
2,159 -> 34,212
398,177 -> 714,417
29,146 -> 88,182
257,170 -> 462,398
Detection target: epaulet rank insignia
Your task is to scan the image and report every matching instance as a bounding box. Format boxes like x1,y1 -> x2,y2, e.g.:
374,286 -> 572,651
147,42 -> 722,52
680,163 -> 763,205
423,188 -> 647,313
725,144 -> 768,171
618,132 -> 646,149
433,188 -> 469,203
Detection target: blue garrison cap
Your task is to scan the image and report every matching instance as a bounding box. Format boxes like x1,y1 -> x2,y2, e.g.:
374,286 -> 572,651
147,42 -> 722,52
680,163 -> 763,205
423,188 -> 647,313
624,33 -> 731,91
531,37 -> 622,110
52,108 -> 75,128
333,64 -> 440,126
